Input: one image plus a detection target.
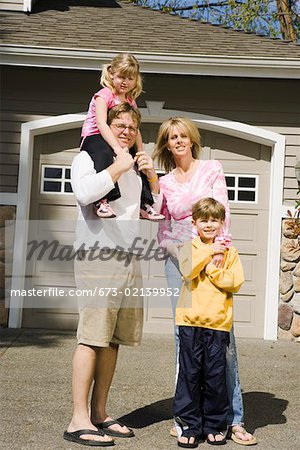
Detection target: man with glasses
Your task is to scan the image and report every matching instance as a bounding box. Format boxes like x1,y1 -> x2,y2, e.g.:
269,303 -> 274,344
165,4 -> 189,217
64,103 -> 160,447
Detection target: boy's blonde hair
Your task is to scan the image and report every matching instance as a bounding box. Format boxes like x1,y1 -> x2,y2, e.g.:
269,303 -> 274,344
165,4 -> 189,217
100,53 -> 142,100
192,198 -> 226,222
152,117 -> 201,173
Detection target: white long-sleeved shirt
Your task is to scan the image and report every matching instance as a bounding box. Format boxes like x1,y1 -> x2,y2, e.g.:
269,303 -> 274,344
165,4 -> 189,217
71,151 -> 143,251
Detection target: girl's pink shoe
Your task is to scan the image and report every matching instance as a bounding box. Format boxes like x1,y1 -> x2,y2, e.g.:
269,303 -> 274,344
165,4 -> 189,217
140,204 -> 165,221
94,199 -> 116,218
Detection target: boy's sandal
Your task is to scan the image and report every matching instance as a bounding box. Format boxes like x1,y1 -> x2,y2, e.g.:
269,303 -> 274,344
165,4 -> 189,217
207,431 -> 227,446
177,433 -> 201,448
229,426 -> 257,446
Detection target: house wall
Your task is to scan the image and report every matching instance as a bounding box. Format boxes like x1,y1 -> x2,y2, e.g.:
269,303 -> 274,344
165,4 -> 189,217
1,66 -> 299,202
0,0 -> 23,12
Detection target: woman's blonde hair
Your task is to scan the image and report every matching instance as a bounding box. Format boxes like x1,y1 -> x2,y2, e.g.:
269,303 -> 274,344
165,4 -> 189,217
152,117 -> 201,173
100,53 -> 143,100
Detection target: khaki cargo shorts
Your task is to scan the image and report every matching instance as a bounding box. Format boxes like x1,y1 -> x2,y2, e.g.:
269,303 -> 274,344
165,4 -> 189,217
75,250 -> 143,347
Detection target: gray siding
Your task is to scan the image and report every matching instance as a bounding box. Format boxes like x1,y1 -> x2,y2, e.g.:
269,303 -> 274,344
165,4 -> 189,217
1,67 -> 300,201
0,114 -> 45,192
283,133 -> 299,203
0,0 -> 23,12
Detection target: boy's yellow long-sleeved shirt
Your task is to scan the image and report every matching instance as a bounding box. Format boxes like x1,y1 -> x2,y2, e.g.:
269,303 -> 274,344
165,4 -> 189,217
176,236 -> 244,332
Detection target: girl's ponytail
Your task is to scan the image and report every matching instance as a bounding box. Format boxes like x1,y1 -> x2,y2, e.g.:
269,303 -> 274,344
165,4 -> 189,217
100,63 -> 112,88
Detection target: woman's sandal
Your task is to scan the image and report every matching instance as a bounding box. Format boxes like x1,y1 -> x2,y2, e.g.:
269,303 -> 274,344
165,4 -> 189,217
228,426 -> 257,446
207,431 -> 227,446
170,426 -> 178,437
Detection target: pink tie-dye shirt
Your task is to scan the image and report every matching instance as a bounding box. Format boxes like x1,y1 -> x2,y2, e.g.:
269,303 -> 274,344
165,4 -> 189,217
158,159 -> 231,246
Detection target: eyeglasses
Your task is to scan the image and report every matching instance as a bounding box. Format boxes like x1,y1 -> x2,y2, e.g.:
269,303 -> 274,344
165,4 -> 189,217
111,123 -> 138,134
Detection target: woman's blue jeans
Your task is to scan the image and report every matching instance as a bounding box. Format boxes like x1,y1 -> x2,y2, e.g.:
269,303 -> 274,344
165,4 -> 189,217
165,256 -> 244,426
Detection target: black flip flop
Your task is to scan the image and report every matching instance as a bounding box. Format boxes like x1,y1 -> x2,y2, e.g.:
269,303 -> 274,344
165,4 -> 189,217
207,431 -> 227,446
63,429 -> 115,446
177,435 -> 200,448
97,419 -> 135,438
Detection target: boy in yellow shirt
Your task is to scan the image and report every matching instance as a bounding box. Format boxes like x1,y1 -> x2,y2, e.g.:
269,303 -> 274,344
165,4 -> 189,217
174,198 -> 244,448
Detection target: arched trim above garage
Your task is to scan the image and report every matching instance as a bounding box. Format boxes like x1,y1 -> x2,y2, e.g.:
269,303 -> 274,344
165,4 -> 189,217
8,102 -> 285,340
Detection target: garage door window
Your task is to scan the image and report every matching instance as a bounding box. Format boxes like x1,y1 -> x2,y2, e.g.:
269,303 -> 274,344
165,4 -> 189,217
41,165 -> 72,194
225,174 -> 258,203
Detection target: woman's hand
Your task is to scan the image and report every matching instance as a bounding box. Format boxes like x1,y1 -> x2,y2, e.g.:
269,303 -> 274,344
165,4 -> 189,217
135,151 -> 155,177
135,150 -> 159,194
165,241 -> 183,260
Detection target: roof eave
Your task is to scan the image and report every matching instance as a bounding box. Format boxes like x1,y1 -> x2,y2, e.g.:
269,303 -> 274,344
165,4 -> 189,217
1,45 -> 299,79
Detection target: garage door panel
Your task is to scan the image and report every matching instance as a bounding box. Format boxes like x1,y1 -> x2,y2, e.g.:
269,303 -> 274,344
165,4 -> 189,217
234,295 -> 253,322
34,254 -> 75,280
39,205 -> 78,222
233,211 -> 269,246
212,148 -> 259,161
214,135 -> 261,160
143,277 -> 174,334
239,255 -> 255,283
231,214 -> 257,241
22,309 -> 78,330
149,255 -> 166,278
22,285 -> 78,310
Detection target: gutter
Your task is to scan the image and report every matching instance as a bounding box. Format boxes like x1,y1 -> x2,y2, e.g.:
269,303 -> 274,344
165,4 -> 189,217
1,45 -> 300,79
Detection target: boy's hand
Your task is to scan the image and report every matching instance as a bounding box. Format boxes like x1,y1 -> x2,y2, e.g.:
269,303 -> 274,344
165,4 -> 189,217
211,254 -> 225,268
209,242 -> 227,269
209,243 -> 226,268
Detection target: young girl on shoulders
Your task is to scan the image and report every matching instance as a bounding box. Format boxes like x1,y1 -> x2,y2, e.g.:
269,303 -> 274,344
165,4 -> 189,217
80,53 -> 164,220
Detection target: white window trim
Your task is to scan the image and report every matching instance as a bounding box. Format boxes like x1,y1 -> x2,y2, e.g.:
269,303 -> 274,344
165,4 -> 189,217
8,105 -> 285,341
226,173 -> 259,204
41,164 -> 72,195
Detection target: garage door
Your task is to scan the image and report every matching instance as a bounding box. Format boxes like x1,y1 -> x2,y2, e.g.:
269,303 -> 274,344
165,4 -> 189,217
22,124 -> 270,338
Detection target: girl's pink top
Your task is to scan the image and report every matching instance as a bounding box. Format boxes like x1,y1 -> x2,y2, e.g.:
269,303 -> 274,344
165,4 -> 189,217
81,87 -> 137,138
158,159 -> 231,246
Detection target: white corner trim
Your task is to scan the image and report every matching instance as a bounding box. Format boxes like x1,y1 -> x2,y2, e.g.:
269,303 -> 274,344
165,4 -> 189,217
8,114 -> 86,328
23,0 -> 31,13
9,108 -> 285,341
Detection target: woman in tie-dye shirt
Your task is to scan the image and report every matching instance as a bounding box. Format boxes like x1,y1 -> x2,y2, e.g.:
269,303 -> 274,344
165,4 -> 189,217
153,117 -> 256,446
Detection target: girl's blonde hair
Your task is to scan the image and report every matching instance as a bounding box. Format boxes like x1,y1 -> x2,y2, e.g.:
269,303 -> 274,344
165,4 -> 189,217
152,117 -> 201,173
100,53 -> 143,100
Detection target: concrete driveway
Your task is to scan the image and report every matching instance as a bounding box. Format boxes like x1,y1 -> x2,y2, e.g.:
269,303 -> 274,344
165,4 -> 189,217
0,329 -> 299,450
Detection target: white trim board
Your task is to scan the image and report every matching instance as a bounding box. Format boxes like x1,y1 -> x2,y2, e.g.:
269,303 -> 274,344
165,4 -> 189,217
8,105 -> 285,341
1,45 -> 300,79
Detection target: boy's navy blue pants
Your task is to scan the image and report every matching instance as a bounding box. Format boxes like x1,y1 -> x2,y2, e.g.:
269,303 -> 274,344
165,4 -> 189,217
174,326 -> 229,437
